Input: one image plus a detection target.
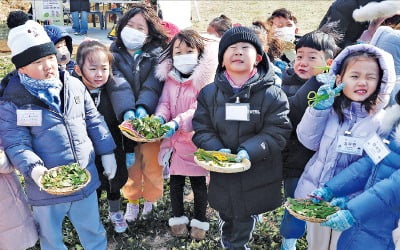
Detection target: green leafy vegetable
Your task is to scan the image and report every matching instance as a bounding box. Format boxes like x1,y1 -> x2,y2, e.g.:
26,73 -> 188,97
287,198 -> 337,219
41,163 -> 89,191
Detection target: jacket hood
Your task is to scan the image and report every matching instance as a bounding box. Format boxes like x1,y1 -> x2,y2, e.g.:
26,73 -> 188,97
329,43 -> 396,112
44,25 -> 73,54
370,26 -> 400,75
155,37 -> 219,91
353,0 -> 400,22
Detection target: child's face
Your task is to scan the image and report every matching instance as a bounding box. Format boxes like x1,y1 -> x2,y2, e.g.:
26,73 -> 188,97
76,51 -> 110,90
19,54 -> 59,80
336,58 -> 380,102
172,39 -> 199,56
294,47 -> 328,80
126,13 -> 149,35
222,42 -> 262,75
55,39 -> 71,66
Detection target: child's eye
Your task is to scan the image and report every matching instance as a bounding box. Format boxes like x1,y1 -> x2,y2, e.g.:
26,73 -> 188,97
310,57 -> 317,60
296,55 -> 302,60
350,75 -> 358,79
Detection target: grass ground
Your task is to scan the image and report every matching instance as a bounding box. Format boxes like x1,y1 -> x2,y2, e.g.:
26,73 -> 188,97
2,1 -> 335,249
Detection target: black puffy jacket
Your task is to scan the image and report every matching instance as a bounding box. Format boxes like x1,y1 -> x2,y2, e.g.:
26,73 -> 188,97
192,64 -> 292,218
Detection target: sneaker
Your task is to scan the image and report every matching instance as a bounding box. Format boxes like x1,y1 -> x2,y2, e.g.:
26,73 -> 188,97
109,211 -> 128,233
141,201 -> 153,218
281,238 -> 297,250
124,203 -> 139,222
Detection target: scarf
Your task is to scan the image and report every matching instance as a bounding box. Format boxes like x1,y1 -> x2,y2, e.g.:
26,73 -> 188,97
19,72 -> 63,113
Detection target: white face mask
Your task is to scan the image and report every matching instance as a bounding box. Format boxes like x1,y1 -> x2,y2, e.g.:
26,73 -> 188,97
275,26 -> 296,42
121,26 -> 147,51
173,54 -> 199,75
56,46 -> 71,65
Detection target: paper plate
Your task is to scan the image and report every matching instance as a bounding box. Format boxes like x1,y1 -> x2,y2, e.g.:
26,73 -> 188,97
39,166 -> 91,196
119,120 -> 163,143
284,199 -> 339,223
194,151 -> 251,173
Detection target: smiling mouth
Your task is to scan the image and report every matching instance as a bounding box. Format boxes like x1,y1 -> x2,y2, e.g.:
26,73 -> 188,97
355,90 -> 367,95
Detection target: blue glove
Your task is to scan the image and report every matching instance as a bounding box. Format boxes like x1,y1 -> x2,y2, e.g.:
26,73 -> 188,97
218,148 -> 231,154
309,187 -> 333,203
321,210 -> 355,231
311,74 -> 345,110
123,110 -> 136,121
163,120 -> 179,138
126,153 -> 135,169
330,196 -> 348,209
235,149 -> 250,162
154,116 -> 165,124
135,106 -> 148,118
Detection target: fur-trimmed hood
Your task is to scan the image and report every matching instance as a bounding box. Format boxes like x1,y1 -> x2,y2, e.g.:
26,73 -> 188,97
353,0 -> 400,22
380,104 -> 400,141
155,36 -> 219,91
329,43 -> 396,112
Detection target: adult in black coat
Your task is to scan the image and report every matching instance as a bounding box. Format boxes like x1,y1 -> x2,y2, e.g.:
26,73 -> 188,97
318,0 -> 384,49
70,0 -> 90,35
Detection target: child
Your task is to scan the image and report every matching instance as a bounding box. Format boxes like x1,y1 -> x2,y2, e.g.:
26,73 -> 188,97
74,40 -> 131,233
154,29 -> 218,240
294,44 -> 395,250
106,3 -> 169,222
207,14 -> 232,38
0,11 -> 118,249
44,25 -> 75,74
192,26 -> 292,249
279,25 -> 342,250
0,148 -> 38,250
267,8 -> 300,63
308,89 -> 400,249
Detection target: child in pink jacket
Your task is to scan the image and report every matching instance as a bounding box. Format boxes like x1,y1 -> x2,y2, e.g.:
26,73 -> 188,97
0,148 -> 38,250
154,29 -> 219,240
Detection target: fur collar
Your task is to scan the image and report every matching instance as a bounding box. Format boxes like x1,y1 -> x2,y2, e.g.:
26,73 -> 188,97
155,38 -> 219,91
380,104 -> 400,141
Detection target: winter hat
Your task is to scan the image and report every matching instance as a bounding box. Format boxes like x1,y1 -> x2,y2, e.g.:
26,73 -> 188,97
353,0 -> 400,22
44,25 -> 73,54
218,26 -> 264,66
7,11 -> 56,68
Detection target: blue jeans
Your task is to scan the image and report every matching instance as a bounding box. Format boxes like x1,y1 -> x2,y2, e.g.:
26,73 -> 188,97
280,177 -> 306,238
71,11 -> 88,34
33,192 -> 107,250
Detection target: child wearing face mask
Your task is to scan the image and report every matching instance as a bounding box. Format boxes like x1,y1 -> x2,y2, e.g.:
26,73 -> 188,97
192,26 -> 292,249
293,44 -> 395,250
107,3 -> 169,222
153,29 -> 219,240
267,8 -> 300,64
44,25 -> 76,74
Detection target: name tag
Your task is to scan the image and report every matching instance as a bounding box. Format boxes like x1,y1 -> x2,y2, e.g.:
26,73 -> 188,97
17,109 -> 42,126
336,135 -> 364,155
364,134 -> 390,164
225,103 -> 250,121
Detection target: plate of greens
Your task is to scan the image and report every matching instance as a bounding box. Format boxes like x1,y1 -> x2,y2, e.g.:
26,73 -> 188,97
194,149 -> 251,173
119,115 -> 170,142
284,198 -> 339,223
39,163 -> 90,195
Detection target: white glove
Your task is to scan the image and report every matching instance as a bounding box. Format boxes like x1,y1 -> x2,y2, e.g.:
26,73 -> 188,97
101,153 -> 117,180
31,165 -> 48,186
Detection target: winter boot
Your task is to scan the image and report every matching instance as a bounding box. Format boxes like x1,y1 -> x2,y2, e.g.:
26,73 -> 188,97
190,219 -> 209,240
169,216 -> 189,237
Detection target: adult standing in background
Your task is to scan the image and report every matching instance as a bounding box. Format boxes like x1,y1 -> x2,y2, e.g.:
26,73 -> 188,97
318,0 -> 384,49
70,0 -> 90,35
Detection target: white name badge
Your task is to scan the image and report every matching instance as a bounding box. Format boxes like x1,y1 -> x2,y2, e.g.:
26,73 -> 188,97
16,109 -> 42,126
225,103 -> 250,121
336,135 -> 364,155
364,134 -> 390,164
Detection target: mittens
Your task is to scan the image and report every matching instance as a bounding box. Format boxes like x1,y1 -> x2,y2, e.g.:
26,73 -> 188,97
31,165 -> 48,186
101,153 -> 117,180
309,187 -> 333,203
321,210 -> 355,231
218,148 -> 231,154
235,149 -> 250,162
330,197 -> 348,209
123,110 -> 136,121
163,120 -> 179,138
135,106 -> 148,119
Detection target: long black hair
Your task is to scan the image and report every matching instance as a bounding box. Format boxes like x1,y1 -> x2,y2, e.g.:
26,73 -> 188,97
115,3 -> 168,51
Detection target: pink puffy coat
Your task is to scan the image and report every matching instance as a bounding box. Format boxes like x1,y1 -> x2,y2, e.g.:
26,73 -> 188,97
0,151 -> 38,250
155,37 -> 219,177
